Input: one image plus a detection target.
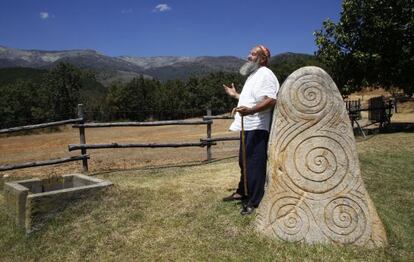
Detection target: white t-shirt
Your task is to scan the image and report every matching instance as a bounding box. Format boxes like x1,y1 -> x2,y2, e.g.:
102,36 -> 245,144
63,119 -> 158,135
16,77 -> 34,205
229,66 -> 279,132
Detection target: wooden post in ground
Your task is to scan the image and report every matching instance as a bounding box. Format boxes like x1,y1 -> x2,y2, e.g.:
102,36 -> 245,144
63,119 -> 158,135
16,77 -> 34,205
206,109 -> 212,162
77,104 -> 89,173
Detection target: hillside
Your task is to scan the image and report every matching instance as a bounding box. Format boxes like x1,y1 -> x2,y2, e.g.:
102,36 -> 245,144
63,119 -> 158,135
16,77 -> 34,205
0,45 -> 246,83
270,52 -> 315,63
0,46 -> 322,84
0,45 -> 327,85
0,67 -> 47,86
269,52 -> 325,83
141,56 -> 244,81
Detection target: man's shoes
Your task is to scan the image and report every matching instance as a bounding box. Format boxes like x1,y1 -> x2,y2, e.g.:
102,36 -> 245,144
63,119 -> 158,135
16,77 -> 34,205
222,193 -> 245,202
240,205 -> 255,215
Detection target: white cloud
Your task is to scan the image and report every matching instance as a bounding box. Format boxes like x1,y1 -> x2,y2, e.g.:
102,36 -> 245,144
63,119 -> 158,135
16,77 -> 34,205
121,8 -> 133,14
154,4 -> 171,12
39,12 -> 49,19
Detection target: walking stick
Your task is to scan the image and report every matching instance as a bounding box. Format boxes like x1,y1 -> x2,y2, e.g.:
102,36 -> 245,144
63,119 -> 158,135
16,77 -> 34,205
241,115 -> 248,196
231,108 -> 248,197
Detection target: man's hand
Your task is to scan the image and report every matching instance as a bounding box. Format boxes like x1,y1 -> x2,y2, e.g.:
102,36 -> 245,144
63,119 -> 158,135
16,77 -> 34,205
235,106 -> 255,116
234,97 -> 276,116
223,83 -> 240,99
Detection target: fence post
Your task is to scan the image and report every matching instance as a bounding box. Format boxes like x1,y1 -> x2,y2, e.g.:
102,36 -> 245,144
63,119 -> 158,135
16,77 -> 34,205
393,96 -> 398,113
77,104 -> 89,173
206,109 -> 212,162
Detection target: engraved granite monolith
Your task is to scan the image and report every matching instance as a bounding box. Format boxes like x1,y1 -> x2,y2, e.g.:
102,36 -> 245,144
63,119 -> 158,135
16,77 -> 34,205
256,66 -> 387,248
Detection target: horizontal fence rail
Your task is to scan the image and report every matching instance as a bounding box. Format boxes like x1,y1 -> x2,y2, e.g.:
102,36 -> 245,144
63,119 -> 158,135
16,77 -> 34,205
0,155 -> 89,172
346,106 -> 393,113
68,142 -> 216,151
201,137 -> 239,142
0,118 -> 83,134
203,115 -> 234,120
73,120 -> 212,128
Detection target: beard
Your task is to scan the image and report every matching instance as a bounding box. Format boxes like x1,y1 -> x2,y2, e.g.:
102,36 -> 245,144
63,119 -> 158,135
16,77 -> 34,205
239,60 -> 260,76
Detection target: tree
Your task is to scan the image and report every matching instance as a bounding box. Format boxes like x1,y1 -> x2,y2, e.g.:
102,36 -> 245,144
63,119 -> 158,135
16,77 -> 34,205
79,69 -> 106,121
314,0 -> 414,95
43,63 -> 82,119
0,64 -> 100,127
104,83 -> 124,120
0,81 -> 37,128
101,71 -> 245,121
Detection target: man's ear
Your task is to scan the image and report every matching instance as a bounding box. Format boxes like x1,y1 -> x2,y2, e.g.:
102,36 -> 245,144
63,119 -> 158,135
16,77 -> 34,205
260,56 -> 268,66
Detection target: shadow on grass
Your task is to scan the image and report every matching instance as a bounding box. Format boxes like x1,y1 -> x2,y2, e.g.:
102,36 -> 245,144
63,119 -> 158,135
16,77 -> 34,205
354,122 -> 414,142
90,155 -> 238,176
379,122 -> 414,133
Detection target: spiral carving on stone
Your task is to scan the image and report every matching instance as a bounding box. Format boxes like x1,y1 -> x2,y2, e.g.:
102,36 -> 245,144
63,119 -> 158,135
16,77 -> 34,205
283,135 -> 354,200
282,74 -> 334,122
269,195 -> 310,242
321,196 -> 369,244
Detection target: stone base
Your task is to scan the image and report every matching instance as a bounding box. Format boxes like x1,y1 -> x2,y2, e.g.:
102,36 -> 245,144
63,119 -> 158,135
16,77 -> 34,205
3,174 -> 112,233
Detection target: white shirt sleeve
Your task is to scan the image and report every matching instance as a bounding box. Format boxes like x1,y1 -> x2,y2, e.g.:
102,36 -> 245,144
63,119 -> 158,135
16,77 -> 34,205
254,72 -> 279,100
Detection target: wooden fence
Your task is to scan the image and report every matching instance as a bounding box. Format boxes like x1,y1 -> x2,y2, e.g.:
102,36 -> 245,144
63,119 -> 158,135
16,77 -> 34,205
68,107 -> 241,172
0,105 -> 239,173
0,105 -> 240,173
0,105 -> 88,172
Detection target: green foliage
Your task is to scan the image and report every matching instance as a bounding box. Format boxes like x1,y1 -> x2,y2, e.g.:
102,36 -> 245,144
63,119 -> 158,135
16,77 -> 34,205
181,72 -> 244,117
314,0 -> 414,95
0,68 -> 47,86
268,53 -> 326,84
43,63 -> 82,119
78,69 -> 107,121
104,76 -> 160,121
0,80 -> 41,128
0,63 -> 103,128
103,72 -> 244,121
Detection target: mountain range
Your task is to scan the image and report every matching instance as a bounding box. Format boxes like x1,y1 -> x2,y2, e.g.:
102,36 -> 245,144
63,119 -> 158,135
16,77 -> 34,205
0,45 -> 246,85
0,45 -> 315,85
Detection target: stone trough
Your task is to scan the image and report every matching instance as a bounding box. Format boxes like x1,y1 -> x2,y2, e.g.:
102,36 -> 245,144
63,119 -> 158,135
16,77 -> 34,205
3,174 -> 112,233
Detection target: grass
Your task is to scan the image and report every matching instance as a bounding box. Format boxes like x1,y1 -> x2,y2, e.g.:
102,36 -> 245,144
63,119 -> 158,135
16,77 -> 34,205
0,132 -> 413,261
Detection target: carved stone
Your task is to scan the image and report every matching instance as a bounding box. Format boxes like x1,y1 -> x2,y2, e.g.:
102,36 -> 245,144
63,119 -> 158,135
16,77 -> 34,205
256,66 -> 387,248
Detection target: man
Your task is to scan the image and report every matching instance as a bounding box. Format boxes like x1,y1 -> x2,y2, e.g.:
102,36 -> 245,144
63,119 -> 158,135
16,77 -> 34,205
222,45 -> 279,215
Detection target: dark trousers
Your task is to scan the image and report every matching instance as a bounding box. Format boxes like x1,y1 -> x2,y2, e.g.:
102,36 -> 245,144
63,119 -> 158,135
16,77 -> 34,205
236,129 -> 269,208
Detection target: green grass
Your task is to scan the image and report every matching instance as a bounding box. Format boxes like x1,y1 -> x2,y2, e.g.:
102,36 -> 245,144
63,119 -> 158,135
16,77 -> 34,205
1,132 -> 413,261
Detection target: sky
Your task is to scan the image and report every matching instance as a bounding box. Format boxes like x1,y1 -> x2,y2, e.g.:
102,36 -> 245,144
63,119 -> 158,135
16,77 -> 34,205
0,0 -> 342,57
